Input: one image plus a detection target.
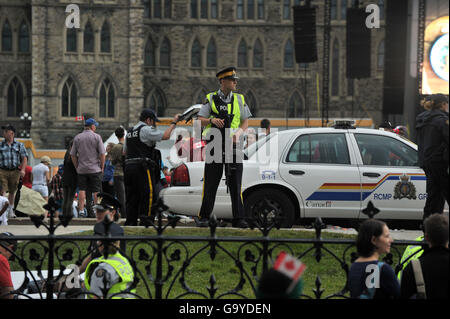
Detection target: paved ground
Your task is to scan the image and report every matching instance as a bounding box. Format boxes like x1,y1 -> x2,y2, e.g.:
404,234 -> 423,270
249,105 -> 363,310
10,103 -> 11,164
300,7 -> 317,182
1,218 -> 423,240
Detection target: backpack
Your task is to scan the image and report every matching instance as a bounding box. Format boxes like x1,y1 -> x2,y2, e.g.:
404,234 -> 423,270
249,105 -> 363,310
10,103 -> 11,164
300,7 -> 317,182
411,259 -> 427,299
358,261 -> 384,299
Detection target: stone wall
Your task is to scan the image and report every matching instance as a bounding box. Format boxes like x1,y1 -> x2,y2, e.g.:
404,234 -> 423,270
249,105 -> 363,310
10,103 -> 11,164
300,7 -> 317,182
0,0 -> 388,149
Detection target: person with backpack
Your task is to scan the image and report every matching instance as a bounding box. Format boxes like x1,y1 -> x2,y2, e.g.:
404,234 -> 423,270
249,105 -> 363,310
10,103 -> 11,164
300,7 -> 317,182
400,214 -> 449,299
348,219 -> 400,299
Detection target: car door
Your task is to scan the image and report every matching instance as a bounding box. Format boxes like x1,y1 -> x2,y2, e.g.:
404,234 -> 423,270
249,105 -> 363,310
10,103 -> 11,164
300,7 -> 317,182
279,132 -> 362,219
351,133 -> 426,221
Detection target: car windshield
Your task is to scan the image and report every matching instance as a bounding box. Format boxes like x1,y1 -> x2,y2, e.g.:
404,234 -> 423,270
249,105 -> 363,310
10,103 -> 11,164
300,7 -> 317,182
244,133 -> 274,159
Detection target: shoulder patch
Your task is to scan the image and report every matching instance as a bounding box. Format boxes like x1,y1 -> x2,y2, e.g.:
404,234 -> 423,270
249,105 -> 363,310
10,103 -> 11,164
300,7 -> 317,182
95,268 -> 106,277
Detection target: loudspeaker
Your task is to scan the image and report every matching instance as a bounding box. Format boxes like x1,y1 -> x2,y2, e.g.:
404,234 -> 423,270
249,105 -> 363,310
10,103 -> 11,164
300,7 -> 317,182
293,5 -> 317,63
382,0 -> 408,114
346,8 -> 371,78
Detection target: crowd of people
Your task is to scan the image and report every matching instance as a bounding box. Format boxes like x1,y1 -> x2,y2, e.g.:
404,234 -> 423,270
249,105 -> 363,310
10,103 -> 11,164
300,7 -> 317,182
0,84 -> 448,299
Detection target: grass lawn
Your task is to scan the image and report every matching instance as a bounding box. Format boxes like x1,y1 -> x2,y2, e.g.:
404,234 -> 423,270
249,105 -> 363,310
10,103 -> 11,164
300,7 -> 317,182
10,227 -> 407,299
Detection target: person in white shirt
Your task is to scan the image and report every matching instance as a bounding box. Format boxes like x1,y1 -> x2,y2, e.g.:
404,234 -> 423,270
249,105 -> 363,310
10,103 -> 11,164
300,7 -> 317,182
0,183 -> 9,226
31,156 -> 51,201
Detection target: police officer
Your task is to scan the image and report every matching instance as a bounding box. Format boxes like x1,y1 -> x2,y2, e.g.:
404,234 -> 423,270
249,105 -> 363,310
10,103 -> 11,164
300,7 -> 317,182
416,93 -> 449,223
84,222 -> 136,299
79,192 -> 126,274
124,109 -> 180,226
196,67 -> 252,228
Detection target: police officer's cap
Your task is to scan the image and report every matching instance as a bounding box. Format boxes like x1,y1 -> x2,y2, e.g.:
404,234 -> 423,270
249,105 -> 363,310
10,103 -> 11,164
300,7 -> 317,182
140,108 -> 161,122
216,67 -> 239,80
93,192 -> 121,212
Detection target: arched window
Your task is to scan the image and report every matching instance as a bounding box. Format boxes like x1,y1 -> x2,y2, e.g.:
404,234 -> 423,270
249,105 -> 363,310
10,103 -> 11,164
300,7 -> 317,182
201,0 -> 208,19
288,92 -> 303,118
246,90 -> 257,117
331,0 -> 337,20
147,88 -> 166,116
164,0 -> 172,19
283,0 -> 290,20
377,39 -> 384,69
191,0 -> 198,18
207,38 -> 217,68
145,37 -> 155,66
67,28 -> 77,52
99,78 -> 115,118
378,0 -> 385,20
62,78 -> 78,117
101,21 -> 111,53
253,39 -> 263,68
18,21 -> 30,52
237,0 -> 244,19
7,77 -> 24,117
257,0 -> 265,19
154,0 -> 162,18
340,0 -> 347,20
211,0 -> 218,19
195,89 -> 208,104
247,0 -> 255,19
331,40 -> 340,96
83,22 -> 94,52
160,37 -> 171,67
191,39 -> 201,68
284,39 -> 294,69
238,39 -> 247,68
1,20 -> 12,52
144,0 -> 151,18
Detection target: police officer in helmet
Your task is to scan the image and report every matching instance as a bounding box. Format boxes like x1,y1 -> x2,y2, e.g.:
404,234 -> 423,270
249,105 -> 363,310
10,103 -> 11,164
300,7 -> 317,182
124,109 -> 180,226
196,66 -> 252,228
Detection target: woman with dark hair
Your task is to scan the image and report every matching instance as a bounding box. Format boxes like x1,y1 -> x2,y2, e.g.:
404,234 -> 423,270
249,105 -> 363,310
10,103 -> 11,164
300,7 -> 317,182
348,219 -> 400,299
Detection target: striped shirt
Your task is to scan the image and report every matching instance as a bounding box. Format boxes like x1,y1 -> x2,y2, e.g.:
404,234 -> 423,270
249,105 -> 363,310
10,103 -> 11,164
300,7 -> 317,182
0,140 -> 28,170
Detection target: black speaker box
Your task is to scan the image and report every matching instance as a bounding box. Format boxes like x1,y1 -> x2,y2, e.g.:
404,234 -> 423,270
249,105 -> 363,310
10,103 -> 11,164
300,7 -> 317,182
293,6 -> 318,63
346,8 -> 371,78
383,0 -> 408,114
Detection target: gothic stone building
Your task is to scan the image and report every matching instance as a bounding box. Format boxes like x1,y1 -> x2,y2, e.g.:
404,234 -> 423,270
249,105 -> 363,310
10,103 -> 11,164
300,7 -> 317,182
0,0 -> 387,149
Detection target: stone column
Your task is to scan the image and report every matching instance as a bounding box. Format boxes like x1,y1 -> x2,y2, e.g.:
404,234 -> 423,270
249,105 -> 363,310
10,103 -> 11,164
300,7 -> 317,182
128,0 -> 145,125
30,0 -> 48,147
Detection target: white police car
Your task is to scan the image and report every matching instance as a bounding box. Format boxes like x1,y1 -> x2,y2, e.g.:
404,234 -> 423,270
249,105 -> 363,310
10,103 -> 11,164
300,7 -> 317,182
161,121 -> 447,228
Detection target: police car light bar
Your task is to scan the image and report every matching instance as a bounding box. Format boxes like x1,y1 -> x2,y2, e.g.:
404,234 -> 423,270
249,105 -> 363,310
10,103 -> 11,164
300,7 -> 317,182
332,120 -> 356,129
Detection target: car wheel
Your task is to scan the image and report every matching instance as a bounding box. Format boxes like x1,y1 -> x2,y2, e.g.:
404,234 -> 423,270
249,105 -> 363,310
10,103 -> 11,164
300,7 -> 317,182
245,188 -> 296,228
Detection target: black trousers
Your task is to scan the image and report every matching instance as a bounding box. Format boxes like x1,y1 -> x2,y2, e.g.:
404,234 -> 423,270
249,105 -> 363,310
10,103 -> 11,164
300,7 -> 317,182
198,160 -> 246,221
113,175 -> 126,218
423,162 -> 449,221
124,163 -> 157,226
62,185 -> 77,218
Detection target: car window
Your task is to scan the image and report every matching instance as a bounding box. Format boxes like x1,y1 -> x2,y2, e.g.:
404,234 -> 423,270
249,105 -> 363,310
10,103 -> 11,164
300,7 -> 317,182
286,133 -> 350,164
354,133 -> 418,167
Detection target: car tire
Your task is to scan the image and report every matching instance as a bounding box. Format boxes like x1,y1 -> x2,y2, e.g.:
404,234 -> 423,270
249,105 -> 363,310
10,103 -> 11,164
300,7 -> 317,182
245,188 -> 296,228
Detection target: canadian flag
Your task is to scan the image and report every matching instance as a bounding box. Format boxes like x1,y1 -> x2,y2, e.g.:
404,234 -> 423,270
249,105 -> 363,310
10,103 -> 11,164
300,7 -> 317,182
273,251 -> 306,282
75,116 -> 84,121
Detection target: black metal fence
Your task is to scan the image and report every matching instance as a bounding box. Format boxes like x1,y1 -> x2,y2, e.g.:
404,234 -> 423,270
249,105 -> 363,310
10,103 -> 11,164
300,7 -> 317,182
1,199 -> 424,299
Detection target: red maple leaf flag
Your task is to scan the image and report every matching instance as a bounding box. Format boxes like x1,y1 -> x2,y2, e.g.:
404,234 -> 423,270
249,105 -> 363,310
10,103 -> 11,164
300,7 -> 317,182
273,251 -> 306,283
75,116 -> 84,121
